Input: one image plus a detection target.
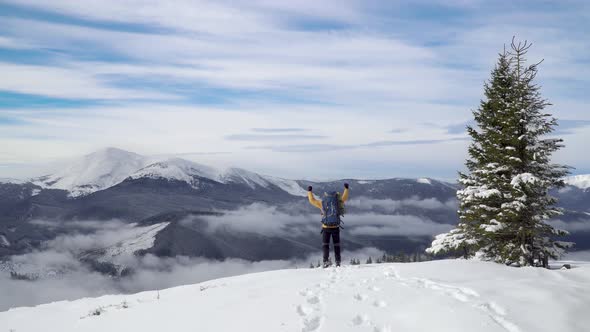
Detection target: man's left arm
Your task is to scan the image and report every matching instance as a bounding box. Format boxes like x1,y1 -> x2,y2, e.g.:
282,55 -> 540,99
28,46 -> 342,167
341,183 -> 350,202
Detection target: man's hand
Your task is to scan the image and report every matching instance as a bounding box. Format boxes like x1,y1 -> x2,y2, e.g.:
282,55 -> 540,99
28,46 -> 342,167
307,186 -> 313,192
344,183 -> 349,189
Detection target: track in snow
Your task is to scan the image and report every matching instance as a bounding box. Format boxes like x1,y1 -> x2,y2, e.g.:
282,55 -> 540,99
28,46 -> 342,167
296,265 -> 521,332
383,267 -> 521,332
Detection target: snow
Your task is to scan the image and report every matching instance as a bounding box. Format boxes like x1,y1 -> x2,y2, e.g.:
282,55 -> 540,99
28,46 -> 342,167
417,178 -> 432,185
511,173 -> 539,187
1,260 -> 588,332
100,222 -> 169,260
0,178 -> 24,184
260,175 -> 309,197
357,180 -> 375,185
31,148 -> 150,197
131,161 -> 308,196
564,175 -> 590,190
222,167 -> 272,189
0,235 -> 9,247
459,186 -> 501,201
129,159 -> 222,189
482,219 -> 505,232
30,147 -> 310,197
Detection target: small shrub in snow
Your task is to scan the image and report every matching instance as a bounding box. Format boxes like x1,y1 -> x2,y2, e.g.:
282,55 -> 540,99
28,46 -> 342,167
90,307 -> 105,316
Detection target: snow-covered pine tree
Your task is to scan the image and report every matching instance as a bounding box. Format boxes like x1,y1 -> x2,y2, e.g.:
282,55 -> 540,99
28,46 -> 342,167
427,39 -> 572,266
427,48 -> 516,259
501,39 -> 572,266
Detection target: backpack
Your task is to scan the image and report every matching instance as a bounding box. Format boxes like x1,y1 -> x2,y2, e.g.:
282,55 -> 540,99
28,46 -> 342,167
321,191 -> 344,227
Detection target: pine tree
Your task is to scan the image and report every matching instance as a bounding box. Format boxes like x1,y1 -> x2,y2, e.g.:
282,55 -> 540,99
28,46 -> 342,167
427,39 -> 572,266
427,49 -> 515,258
500,39 -> 572,266
366,257 -> 373,264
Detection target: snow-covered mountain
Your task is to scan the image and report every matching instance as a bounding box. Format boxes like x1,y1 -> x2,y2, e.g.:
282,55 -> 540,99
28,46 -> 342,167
565,175 -> 590,190
129,158 -> 223,190
0,178 -> 24,184
1,260 -> 588,332
30,148 -> 307,197
31,148 -> 151,197
129,159 -> 308,196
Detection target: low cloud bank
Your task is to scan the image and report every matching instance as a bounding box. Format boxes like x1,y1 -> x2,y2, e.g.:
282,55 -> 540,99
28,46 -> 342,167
201,203 -> 454,237
1,219 -> 383,311
347,197 -> 458,213
0,201 -> 456,311
549,219 -> 590,232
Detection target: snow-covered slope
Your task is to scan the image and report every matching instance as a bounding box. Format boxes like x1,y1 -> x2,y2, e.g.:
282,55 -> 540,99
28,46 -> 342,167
129,158 -> 223,189
88,222 -> 170,262
1,260 -> 588,332
129,160 -> 307,195
564,175 -> 590,190
0,178 -> 24,184
31,148 -> 150,197
222,168 -> 308,196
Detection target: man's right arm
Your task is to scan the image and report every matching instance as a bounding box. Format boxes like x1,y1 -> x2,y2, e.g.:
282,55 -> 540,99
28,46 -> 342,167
307,186 -> 323,210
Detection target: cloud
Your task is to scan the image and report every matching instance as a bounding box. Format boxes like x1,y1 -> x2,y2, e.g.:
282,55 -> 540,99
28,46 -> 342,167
554,119 -> 590,135
347,197 -> 458,213
362,137 -> 469,147
549,219 -> 590,233
225,134 -> 327,141
0,220 -> 384,311
0,62 -> 178,100
199,202 -> 454,238
246,143 -> 353,153
563,250 -> 590,262
201,203 -> 318,236
251,128 -> 309,133
248,137 -> 469,152
0,0 -> 588,181
389,128 -> 408,134
343,214 -> 454,237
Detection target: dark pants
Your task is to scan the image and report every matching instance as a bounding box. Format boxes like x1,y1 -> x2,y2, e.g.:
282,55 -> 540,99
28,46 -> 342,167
322,228 -> 341,264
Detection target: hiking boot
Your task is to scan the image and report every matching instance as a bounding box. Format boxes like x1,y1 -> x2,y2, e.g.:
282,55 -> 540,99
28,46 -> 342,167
323,261 -> 332,268
336,262 -> 341,267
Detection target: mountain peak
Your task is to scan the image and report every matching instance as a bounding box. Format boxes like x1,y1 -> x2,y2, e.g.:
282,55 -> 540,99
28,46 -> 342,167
32,148 -> 149,197
91,147 -> 138,156
129,158 -> 223,187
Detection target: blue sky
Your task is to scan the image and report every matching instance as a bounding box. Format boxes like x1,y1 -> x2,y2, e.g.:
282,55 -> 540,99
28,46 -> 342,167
0,0 -> 589,180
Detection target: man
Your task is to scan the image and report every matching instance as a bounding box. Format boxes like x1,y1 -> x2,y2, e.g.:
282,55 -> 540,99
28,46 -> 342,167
307,183 -> 350,268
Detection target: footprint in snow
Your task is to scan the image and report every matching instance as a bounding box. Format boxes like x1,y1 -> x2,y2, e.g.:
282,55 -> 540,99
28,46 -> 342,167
373,325 -> 392,332
353,293 -> 368,301
307,296 -> 321,305
373,300 -> 387,308
302,316 -> 323,332
351,314 -> 370,326
297,305 -> 313,317
368,285 -> 381,291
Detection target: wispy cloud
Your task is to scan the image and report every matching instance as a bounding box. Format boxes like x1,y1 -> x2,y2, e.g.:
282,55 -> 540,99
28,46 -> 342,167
248,137 -> 469,153
363,137 -> 469,147
0,0 -> 588,179
555,119 -> 590,135
225,134 -> 327,141
252,128 -> 308,133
